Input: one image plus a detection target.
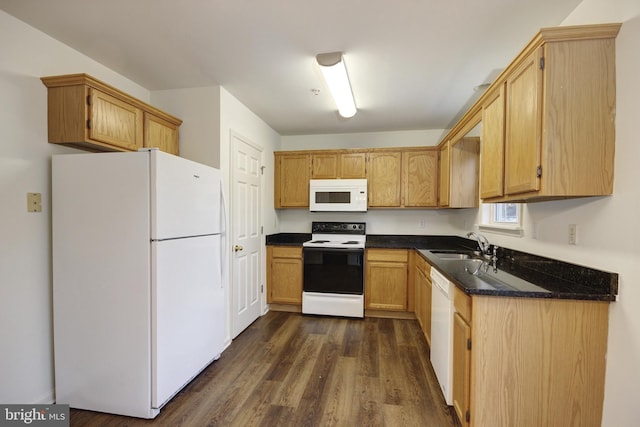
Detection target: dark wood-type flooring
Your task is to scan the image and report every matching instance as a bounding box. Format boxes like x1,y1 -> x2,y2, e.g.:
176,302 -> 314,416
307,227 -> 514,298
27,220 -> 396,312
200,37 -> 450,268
70,311 -> 458,426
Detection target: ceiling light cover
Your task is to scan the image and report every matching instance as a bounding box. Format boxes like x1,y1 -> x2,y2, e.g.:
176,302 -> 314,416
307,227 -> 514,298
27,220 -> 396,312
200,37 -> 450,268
316,52 -> 357,118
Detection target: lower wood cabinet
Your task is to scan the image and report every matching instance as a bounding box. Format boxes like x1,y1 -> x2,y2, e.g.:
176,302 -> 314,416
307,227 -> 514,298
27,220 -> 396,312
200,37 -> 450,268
266,245 -> 302,305
365,248 -> 409,311
452,287 -> 472,426
452,289 -> 610,427
413,252 -> 432,346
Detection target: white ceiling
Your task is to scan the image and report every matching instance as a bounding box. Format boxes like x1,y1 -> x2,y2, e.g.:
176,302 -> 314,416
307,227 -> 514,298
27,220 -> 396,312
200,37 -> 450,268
0,0 -> 581,135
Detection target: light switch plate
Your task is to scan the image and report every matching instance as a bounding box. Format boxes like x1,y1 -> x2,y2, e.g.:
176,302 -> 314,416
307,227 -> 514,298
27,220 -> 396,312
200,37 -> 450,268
27,192 -> 42,212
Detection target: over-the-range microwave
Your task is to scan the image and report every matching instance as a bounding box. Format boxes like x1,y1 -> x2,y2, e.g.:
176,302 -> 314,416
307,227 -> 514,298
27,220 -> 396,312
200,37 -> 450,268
309,179 -> 368,212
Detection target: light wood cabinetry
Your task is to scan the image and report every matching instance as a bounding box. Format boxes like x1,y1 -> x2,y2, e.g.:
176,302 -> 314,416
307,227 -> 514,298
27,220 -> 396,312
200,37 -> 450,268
452,286 -> 472,427
449,138 -> 479,207
41,73 -> 181,154
440,129 -> 480,207
438,142 -> 450,206
144,112 -> 180,155
413,252 -> 432,346
451,287 -> 610,427
274,152 -> 311,208
311,151 -> 367,179
266,246 -> 303,305
478,24 -> 620,202
368,149 -> 438,208
365,249 -> 409,311
367,151 -> 402,207
480,88 -> 505,199
275,147 -> 439,209
403,150 -> 438,207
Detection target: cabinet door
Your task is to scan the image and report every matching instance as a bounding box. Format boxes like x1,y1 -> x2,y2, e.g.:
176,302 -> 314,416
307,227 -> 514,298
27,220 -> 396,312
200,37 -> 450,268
414,259 -> 432,346
365,249 -> 408,311
439,142 -> 450,207
275,154 -> 311,208
424,268 -> 432,345
403,151 -> 438,207
340,152 -> 367,178
267,247 -> 302,304
453,312 -> 471,427
481,86 -> 506,199
144,113 -> 179,155
311,153 -> 339,179
367,152 -> 402,207
89,88 -> 143,151
504,48 -> 543,195
366,261 -> 408,310
450,138 -> 480,208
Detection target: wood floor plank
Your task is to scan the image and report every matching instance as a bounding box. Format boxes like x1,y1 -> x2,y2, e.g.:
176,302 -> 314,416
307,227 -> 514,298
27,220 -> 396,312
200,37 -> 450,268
69,312 -> 458,427
318,355 -> 357,426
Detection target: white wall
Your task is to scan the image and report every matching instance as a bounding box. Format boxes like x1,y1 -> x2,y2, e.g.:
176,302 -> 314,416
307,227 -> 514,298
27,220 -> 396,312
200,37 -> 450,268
281,129 -> 443,150
151,86 -> 222,168
456,2 -> 640,425
0,10 -> 152,404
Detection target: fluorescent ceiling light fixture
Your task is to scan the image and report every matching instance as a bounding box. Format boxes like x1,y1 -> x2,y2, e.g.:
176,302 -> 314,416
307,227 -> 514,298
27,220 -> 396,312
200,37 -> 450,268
316,52 -> 357,118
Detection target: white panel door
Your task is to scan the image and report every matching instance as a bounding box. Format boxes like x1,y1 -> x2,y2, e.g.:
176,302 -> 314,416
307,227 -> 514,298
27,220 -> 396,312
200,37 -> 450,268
231,134 -> 262,338
151,234 -> 224,408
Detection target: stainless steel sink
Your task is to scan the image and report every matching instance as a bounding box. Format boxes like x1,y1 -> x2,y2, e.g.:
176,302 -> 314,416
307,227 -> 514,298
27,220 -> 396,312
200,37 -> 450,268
433,253 -> 472,260
430,250 -> 482,260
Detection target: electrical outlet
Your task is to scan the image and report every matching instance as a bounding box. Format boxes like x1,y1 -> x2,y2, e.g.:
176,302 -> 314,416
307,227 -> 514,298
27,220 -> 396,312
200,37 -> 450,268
419,219 -> 426,229
568,224 -> 577,245
27,192 -> 42,212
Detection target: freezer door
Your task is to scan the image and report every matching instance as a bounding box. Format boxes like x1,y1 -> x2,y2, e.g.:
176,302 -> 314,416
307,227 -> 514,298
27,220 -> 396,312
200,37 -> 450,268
151,234 -> 225,409
151,150 -> 223,240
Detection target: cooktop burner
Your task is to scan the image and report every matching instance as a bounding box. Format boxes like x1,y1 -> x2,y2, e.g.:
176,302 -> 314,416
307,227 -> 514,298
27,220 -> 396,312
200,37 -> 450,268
302,221 -> 367,249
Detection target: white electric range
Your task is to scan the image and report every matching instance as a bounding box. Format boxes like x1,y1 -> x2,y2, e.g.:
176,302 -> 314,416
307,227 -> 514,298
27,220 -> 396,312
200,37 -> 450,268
302,222 -> 366,318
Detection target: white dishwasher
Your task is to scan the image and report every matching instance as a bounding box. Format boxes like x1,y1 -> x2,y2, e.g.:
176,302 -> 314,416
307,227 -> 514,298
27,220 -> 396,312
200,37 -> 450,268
430,266 -> 454,405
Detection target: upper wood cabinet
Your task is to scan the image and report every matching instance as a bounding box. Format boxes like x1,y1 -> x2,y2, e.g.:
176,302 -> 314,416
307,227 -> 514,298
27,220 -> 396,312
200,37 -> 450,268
368,149 -> 438,208
438,141 -> 450,207
311,151 -> 367,179
480,87 -> 506,199
367,151 -> 402,207
144,112 -> 180,155
403,150 -> 438,207
41,74 -> 181,154
478,24 -> 620,202
440,137 -> 479,208
274,152 -> 311,208
275,146 -> 438,209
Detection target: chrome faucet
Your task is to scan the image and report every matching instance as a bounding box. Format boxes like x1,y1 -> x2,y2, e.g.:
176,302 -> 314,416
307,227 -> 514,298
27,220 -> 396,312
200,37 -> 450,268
466,231 -> 491,256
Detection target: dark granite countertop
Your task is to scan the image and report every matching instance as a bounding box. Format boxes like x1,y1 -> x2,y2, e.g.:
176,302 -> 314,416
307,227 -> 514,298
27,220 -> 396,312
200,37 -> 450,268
265,233 -> 618,302
265,233 -> 311,246
419,247 -> 617,301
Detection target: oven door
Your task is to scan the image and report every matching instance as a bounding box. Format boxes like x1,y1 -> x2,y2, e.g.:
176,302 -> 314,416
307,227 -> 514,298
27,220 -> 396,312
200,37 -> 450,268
303,247 -> 364,294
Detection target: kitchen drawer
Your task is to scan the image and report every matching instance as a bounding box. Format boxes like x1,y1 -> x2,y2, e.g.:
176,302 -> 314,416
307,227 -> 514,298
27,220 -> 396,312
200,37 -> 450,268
453,285 -> 471,321
366,248 -> 409,263
271,246 -> 302,259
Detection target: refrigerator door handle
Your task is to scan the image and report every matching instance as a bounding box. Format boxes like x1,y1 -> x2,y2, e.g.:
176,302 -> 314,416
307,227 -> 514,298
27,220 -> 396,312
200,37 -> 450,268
219,179 -> 227,288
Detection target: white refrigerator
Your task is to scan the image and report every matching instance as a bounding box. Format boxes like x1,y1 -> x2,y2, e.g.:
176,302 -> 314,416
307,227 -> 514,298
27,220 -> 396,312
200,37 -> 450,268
52,149 -> 226,418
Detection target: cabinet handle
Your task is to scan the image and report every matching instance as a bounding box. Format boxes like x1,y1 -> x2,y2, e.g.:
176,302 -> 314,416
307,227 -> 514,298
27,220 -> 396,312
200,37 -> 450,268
234,245 -> 244,252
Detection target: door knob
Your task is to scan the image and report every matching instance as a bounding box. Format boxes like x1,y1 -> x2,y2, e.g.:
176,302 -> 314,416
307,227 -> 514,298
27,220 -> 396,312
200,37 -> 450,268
234,245 -> 244,252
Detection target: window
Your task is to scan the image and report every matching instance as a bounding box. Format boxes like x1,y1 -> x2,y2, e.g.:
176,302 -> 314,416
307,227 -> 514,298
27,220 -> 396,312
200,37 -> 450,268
480,203 -> 523,236
493,203 -> 519,224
